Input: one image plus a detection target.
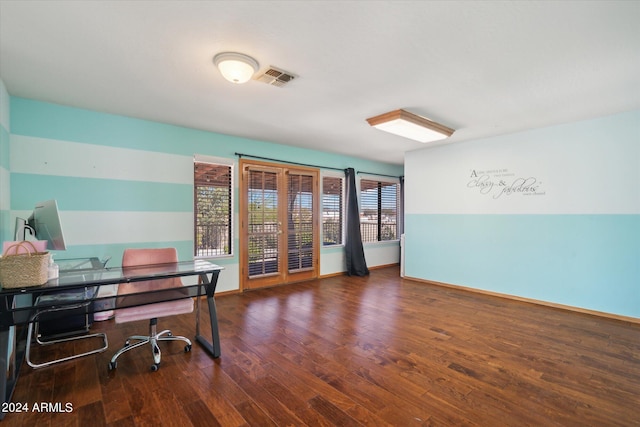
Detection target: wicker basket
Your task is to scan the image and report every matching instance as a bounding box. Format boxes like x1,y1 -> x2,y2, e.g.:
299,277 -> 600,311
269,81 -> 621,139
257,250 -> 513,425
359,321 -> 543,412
0,241 -> 50,288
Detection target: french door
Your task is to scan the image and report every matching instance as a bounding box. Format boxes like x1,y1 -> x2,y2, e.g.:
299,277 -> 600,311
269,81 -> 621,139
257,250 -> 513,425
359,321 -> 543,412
240,160 -> 319,289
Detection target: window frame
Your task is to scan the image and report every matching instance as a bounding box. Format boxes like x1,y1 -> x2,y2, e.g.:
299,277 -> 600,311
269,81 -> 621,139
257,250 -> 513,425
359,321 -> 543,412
359,176 -> 400,243
321,172 -> 345,247
193,155 -> 234,259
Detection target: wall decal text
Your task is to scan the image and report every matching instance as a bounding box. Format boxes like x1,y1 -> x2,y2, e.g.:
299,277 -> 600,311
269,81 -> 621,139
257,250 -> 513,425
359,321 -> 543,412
467,169 -> 546,199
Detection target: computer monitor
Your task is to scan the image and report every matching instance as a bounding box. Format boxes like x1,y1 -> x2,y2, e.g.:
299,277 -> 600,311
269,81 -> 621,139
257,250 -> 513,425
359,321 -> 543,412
16,199 -> 67,250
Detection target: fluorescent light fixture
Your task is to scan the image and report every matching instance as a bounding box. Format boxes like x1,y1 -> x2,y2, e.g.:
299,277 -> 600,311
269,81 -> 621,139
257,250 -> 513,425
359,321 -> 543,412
213,52 -> 259,84
366,109 -> 454,143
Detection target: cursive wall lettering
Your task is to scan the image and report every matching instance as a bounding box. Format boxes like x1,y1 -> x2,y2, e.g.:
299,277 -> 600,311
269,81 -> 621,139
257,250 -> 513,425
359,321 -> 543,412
467,169 -> 545,199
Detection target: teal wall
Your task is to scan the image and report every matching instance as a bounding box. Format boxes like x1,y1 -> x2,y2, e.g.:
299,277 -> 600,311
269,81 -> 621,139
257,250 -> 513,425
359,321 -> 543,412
405,214 -> 639,317
0,79 -> 9,244
8,96 -> 403,292
404,110 -> 640,318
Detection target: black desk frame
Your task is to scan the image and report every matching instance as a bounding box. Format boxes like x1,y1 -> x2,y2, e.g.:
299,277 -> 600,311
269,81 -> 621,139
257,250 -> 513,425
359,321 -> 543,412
0,260 -> 223,418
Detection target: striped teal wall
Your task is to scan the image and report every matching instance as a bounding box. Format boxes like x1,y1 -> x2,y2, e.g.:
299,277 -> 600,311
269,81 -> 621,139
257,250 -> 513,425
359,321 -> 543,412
0,79 -> 9,244
404,110 -> 640,318
9,97 -> 403,292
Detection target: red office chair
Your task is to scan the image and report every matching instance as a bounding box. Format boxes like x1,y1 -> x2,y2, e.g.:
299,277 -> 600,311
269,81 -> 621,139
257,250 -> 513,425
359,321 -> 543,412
108,248 -> 193,372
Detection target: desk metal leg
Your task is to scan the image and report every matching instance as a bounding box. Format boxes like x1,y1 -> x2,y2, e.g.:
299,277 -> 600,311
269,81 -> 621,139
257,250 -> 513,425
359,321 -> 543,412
0,324 -> 21,420
0,327 -> 9,420
0,294 -> 21,419
195,271 -> 221,358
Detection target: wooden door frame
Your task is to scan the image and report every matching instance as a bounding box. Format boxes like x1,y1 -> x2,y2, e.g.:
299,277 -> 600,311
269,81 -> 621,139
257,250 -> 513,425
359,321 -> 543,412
239,159 -> 320,291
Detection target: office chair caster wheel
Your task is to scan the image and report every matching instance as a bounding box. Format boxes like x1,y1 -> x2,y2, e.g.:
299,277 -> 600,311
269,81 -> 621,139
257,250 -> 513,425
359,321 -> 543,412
185,344 -> 192,352
151,363 -> 159,372
108,361 -> 117,370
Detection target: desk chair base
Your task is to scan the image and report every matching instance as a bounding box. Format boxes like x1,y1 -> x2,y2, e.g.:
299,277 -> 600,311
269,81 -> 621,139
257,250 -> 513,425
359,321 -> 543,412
108,318 -> 192,372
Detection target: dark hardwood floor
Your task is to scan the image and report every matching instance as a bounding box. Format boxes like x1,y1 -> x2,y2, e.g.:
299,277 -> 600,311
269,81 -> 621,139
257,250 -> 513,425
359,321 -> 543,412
5,267 -> 639,426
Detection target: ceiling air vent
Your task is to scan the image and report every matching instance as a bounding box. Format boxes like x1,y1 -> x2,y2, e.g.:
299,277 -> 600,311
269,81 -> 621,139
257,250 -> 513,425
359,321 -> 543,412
255,66 -> 297,87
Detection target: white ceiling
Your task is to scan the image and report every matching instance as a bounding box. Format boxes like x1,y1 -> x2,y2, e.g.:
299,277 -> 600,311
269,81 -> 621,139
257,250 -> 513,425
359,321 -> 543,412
1,1 -> 638,165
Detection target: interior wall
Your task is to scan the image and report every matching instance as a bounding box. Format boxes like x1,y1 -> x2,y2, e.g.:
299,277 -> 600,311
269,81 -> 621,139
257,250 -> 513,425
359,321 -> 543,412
8,97 -> 403,292
404,110 -> 640,318
0,79 -> 9,244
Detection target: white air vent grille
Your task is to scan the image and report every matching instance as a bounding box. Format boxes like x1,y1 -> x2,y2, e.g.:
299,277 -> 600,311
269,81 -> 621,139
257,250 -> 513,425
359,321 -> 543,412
256,66 -> 297,87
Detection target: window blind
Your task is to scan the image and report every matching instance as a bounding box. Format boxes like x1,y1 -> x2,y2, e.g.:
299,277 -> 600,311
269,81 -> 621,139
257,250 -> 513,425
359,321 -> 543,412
322,176 -> 343,246
359,179 -> 399,242
194,162 -> 232,257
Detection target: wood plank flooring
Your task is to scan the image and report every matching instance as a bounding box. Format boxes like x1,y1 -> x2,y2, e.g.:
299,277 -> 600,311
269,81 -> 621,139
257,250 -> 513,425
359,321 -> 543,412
4,267 -> 639,426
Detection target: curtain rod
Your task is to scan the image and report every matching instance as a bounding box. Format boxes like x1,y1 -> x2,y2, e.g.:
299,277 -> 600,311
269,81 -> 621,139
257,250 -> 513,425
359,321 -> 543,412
235,152 -> 344,172
235,152 -> 403,178
357,171 -> 403,179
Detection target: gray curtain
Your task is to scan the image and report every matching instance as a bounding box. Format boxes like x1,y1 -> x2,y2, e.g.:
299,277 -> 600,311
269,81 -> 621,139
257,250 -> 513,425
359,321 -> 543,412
344,168 -> 369,276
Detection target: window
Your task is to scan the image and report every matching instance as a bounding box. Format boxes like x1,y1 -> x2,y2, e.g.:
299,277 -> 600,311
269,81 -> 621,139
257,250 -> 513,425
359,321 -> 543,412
359,179 -> 399,242
322,175 -> 343,246
194,160 -> 232,257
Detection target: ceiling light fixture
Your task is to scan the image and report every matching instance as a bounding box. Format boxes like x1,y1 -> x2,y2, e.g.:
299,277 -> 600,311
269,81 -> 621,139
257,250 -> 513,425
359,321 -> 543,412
213,52 -> 259,84
366,109 -> 455,143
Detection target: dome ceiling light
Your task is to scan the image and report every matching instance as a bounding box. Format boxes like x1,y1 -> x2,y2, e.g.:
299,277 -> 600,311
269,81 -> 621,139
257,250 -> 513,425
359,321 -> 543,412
213,52 -> 259,84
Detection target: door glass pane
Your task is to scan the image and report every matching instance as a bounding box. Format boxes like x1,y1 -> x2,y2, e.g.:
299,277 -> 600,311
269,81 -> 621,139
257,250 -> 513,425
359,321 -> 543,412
287,173 -> 314,272
248,170 -> 279,277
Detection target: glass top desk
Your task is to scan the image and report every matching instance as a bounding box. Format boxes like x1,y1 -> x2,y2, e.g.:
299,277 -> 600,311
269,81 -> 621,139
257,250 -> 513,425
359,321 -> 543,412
0,259 -> 223,414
